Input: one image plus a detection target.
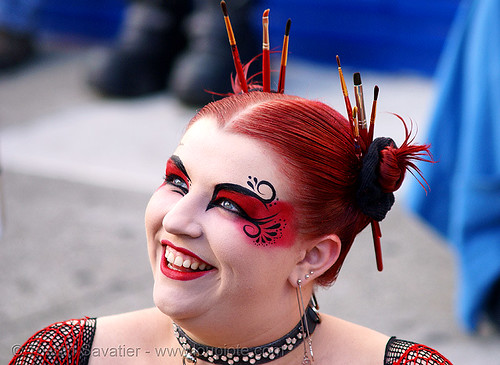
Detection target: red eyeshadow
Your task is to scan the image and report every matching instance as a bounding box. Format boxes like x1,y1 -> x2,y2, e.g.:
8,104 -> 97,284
165,159 -> 189,184
241,199 -> 295,248
214,190 -> 265,218
209,178 -> 296,248
220,192 -> 296,248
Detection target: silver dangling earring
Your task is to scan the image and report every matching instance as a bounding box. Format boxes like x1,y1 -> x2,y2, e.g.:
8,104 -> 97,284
304,272 -> 315,362
296,276 -> 314,364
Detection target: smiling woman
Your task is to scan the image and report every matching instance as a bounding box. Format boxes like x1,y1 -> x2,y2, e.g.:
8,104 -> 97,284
9,3 -> 453,365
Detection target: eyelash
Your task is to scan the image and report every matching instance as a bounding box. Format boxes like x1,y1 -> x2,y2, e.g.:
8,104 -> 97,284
212,198 -> 249,218
164,174 -> 189,194
161,177 -> 248,218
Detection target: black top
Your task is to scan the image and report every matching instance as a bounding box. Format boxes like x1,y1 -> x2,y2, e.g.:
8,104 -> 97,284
10,318 -> 453,365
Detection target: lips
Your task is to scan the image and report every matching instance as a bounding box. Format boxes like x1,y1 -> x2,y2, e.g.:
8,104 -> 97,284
160,241 -> 215,281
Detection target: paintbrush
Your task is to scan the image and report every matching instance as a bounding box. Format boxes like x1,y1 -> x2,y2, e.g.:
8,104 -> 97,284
352,106 -> 360,139
336,55 -> 355,134
368,85 -> 379,142
262,9 -> 271,92
277,19 -> 291,93
352,106 -> 362,158
220,0 -> 248,93
353,72 -> 368,144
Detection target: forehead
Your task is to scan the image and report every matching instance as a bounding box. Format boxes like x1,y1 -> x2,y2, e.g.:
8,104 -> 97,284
174,117 -> 286,192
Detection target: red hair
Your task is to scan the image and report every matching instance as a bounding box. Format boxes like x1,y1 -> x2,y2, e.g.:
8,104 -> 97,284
189,92 -> 430,285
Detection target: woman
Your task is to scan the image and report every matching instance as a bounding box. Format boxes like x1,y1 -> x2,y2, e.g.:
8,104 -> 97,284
9,91 -> 452,364
10,4 -> 452,365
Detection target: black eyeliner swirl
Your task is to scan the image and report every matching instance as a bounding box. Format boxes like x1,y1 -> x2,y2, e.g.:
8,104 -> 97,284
208,178 -> 285,246
246,176 -> 276,204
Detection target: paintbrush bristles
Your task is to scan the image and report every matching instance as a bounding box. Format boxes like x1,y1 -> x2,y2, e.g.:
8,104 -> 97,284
220,1 -> 228,16
285,18 -> 291,35
353,72 -> 361,86
221,1 -> 236,46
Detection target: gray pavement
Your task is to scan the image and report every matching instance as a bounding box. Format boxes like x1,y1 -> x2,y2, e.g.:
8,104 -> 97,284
1,47 -> 499,364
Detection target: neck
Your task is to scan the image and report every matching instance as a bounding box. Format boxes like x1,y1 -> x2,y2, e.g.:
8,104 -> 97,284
173,285 -> 312,348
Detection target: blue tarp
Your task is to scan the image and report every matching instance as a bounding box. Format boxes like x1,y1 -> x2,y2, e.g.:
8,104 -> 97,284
408,0 -> 500,331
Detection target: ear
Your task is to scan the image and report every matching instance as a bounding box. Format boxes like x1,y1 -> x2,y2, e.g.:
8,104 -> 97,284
288,234 -> 341,287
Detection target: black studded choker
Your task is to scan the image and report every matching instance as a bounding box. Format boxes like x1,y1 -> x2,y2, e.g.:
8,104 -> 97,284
173,306 -> 320,365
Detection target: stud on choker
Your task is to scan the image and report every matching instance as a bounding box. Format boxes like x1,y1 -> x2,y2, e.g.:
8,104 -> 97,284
174,305 -> 320,365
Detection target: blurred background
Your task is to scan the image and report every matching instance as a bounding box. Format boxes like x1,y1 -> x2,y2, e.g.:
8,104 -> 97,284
12,0 -> 458,74
2,0 -> 500,364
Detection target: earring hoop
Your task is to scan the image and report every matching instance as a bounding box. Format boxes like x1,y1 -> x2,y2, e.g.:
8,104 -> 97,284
296,279 -> 314,364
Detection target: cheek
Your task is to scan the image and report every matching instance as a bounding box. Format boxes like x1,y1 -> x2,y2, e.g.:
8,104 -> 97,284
235,201 -> 296,248
145,197 -> 160,272
145,197 -> 162,250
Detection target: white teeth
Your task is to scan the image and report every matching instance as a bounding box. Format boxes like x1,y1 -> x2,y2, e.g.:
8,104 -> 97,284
167,252 -> 175,264
174,256 -> 184,267
164,247 -> 212,271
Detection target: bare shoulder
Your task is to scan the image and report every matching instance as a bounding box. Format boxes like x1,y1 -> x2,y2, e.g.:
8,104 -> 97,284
89,307 -> 176,364
95,307 -> 169,335
315,313 -> 390,365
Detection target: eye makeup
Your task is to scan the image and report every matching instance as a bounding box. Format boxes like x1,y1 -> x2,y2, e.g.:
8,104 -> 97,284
158,154 -> 296,247
167,155 -> 191,182
210,184 -> 267,219
163,155 -> 191,194
208,177 -> 296,247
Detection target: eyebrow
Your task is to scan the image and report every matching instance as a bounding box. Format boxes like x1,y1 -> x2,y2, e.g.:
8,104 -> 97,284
212,183 -> 268,206
170,155 -> 191,182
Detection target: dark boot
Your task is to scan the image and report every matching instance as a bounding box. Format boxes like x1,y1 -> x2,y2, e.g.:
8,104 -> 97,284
87,0 -> 192,97
0,28 -> 35,70
169,0 -> 259,106
486,277 -> 500,332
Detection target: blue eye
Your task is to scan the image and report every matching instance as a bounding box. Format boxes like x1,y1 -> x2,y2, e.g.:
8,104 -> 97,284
218,199 -> 243,215
165,174 -> 189,194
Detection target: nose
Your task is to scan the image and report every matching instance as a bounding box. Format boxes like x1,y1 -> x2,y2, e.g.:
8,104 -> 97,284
162,193 -> 203,238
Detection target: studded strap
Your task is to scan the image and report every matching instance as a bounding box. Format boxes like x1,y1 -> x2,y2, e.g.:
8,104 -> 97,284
174,306 -> 320,365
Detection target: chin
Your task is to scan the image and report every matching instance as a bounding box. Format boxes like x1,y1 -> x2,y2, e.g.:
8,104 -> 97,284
151,277 -> 210,322
153,284 -> 188,319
